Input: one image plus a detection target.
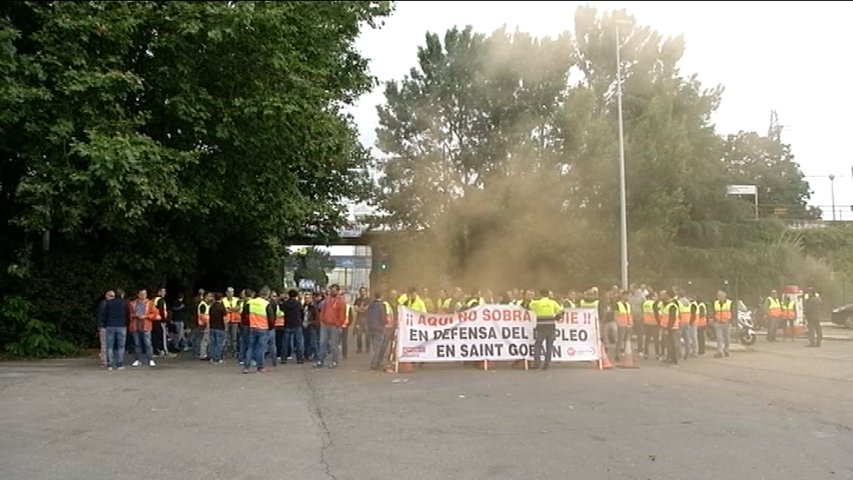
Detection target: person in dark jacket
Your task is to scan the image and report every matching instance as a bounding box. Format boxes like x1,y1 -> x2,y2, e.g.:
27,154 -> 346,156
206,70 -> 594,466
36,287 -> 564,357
804,287 -> 823,347
303,291 -> 319,360
366,291 -> 391,371
239,289 -> 253,366
170,294 -> 189,352
282,289 -> 305,364
99,290 -> 128,370
208,293 -> 227,363
265,291 -> 279,366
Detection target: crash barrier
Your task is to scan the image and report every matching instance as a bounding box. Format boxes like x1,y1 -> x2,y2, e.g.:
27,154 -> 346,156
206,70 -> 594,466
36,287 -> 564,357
395,305 -> 603,371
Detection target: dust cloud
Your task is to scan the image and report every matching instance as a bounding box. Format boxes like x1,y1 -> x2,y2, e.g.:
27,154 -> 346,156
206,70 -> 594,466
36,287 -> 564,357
375,28 -> 616,295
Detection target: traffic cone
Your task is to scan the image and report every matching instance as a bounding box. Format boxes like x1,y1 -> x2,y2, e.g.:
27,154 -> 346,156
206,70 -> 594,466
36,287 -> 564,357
598,341 -> 613,369
618,336 -> 639,369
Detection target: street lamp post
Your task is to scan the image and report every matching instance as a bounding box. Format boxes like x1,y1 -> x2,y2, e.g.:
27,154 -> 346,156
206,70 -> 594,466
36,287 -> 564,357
829,174 -> 836,221
615,22 -> 629,291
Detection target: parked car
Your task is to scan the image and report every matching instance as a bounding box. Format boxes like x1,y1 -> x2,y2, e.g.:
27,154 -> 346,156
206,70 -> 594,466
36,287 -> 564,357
831,303 -> 853,328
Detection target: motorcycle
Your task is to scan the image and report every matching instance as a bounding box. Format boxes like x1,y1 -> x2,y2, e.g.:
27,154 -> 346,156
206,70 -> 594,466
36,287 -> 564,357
735,301 -> 757,346
704,300 -> 757,346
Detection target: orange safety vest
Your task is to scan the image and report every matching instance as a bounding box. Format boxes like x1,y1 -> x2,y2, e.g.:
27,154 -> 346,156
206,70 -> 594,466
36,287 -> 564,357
197,301 -> 210,327
766,297 -> 782,318
662,301 -> 680,330
642,300 -> 657,326
223,296 -> 241,323
274,305 -> 285,328
695,302 -> 707,327
615,301 -> 632,327
678,299 -> 692,326
714,300 -> 732,323
782,299 -> 795,320
248,298 -> 269,330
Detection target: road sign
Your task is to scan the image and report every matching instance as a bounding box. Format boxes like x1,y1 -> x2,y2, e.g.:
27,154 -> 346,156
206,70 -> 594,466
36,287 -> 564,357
330,255 -> 371,269
726,185 -> 757,195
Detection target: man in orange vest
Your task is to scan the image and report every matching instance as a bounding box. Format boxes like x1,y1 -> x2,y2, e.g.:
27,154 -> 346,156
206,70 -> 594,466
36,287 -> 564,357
659,290 -> 680,365
781,295 -> 797,342
764,290 -> 783,342
129,289 -> 159,368
614,290 -> 633,362
712,290 -> 735,357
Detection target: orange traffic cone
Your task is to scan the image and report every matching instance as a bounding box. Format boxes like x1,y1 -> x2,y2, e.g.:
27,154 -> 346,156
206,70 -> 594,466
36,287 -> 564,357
598,341 -> 613,369
618,336 -> 639,369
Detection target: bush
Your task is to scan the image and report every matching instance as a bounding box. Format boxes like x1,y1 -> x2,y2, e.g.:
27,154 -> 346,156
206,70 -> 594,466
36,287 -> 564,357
0,296 -> 79,358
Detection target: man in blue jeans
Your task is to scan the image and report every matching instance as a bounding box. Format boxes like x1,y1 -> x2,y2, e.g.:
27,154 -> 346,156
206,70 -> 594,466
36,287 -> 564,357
316,284 -> 347,368
281,289 -> 305,364
239,289 -> 253,366
208,292 -> 227,363
244,287 -> 272,374
99,290 -> 129,371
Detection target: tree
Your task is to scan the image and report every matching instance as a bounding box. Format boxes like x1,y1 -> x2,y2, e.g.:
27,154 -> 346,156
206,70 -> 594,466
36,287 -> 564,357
287,247 -> 336,288
374,8 -> 734,287
721,117 -> 820,220
0,1 -> 391,355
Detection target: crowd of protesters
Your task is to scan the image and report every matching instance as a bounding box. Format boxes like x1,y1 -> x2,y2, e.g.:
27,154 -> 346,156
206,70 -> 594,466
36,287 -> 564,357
96,282 -> 824,373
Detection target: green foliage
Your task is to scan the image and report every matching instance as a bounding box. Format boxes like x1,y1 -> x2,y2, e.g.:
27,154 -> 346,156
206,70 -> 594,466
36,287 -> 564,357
0,296 -> 78,358
286,247 -> 336,287
722,130 -> 820,220
373,6 -> 821,292
0,1 -> 392,355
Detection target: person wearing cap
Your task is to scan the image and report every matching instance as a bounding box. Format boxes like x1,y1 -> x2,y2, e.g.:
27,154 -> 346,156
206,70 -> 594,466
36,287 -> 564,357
528,289 -> 563,370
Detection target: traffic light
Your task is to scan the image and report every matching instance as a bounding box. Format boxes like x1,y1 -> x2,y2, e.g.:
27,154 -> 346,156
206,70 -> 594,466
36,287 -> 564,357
377,252 -> 389,272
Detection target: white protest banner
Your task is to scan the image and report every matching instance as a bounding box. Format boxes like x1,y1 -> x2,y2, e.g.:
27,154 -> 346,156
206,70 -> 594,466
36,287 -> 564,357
550,308 -> 601,362
396,305 -> 536,362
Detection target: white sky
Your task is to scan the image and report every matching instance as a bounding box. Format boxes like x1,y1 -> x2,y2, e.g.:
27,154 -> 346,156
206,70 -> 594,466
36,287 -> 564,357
350,1 -> 853,220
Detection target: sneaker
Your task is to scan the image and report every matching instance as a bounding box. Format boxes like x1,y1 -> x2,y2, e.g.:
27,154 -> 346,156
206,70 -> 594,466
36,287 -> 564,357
238,361 -> 244,366
328,362 -> 338,369
216,360 -> 224,364
117,366 -> 126,371
107,367 -> 114,372
242,369 -> 250,374
131,360 -> 141,367
276,357 -> 282,363
313,362 -> 323,368
257,368 -> 270,374
148,360 -> 157,367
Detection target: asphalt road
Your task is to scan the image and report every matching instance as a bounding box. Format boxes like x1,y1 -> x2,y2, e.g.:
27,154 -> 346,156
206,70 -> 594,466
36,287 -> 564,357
1,338 -> 852,480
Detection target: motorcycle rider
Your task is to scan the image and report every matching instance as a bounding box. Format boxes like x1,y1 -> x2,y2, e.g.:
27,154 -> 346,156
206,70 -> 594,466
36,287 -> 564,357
713,290 -> 735,357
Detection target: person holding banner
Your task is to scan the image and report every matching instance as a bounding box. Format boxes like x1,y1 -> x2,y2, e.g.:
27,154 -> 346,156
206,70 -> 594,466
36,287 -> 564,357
529,289 -> 564,371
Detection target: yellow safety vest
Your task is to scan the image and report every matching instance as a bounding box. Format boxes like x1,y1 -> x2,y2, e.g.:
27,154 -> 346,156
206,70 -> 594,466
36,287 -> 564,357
642,300 -> 657,325
615,301 -> 631,326
248,298 -> 269,330
529,297 -> 562,323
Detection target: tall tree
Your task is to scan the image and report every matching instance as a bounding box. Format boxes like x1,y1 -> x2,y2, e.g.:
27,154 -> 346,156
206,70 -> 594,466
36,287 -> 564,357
0,1 -> 391,353
721,118 -> 820,221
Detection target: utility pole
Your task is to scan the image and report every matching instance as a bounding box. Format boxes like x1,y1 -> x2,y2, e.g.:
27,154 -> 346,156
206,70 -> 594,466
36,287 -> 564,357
615,20 -> 630,291
829,174 -> 836,221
